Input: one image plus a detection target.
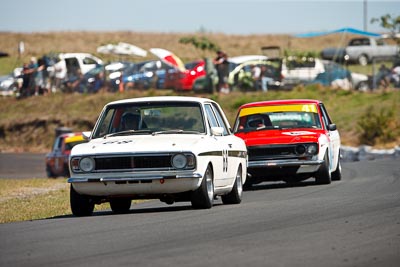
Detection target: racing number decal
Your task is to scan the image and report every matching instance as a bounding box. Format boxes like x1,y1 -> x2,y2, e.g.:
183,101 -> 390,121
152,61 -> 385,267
198,150 -> 231,173
222,149 -> 228,173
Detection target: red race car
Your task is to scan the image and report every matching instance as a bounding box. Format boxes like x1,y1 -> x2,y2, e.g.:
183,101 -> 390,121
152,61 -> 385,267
233,99 -> 341,186
45,132 -> 87,178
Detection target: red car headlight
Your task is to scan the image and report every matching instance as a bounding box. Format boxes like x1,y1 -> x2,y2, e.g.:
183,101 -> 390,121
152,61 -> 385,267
306,144 -> 318,155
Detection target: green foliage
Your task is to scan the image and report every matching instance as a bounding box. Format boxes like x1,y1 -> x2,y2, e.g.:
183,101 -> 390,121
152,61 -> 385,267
283,49 -> 319,59
179,36 -> 220,53
232,95 -> 258,110
0,57 -> 24,75
283,49 -> 320,70
371,14 -> 400,44
358,105 -> 399,146
236,73 -> 254,91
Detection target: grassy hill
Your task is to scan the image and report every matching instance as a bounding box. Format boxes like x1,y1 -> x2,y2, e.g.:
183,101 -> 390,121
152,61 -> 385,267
0,32 -> 399,152
0,86 -> 399,153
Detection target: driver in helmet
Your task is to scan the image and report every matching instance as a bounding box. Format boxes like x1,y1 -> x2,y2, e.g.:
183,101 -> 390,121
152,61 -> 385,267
121,112 -> 141,131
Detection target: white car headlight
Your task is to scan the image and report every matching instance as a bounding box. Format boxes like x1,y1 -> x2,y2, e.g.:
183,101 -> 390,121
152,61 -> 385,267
172,154 -> 187,169
79,157 -> 95,172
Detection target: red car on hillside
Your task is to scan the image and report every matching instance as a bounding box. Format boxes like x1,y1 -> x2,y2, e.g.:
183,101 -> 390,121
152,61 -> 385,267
165,60 -> 206,91
233,99 -> 341,186
45,132 -> 87,178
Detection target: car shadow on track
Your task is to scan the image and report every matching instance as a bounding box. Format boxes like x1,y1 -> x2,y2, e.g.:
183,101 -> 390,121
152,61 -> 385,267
48,202 -> 226,220
244,180 -> 317,191
46,180 -> 321,220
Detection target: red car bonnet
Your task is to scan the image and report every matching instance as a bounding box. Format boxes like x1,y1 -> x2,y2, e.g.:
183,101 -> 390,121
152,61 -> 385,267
235,129 -> 323,147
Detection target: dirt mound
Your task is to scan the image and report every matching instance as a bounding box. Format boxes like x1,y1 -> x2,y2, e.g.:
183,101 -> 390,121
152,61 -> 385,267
0,118 -> 94,153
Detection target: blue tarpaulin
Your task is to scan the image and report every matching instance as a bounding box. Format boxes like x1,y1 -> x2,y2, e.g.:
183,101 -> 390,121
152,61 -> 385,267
294,27 -> 381,38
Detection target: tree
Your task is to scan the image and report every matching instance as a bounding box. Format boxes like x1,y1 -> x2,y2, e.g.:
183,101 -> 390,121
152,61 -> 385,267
179,36 -> 220,55
371,14 -> 400,44
178,36 -> 220,94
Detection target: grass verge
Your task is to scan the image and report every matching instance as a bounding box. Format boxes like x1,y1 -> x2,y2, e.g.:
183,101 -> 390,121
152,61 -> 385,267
0,178 -> 110,223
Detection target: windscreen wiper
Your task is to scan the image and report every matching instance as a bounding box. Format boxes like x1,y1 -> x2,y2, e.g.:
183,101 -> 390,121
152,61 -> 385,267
152,129 -> 202,135
239,125 -> 277,133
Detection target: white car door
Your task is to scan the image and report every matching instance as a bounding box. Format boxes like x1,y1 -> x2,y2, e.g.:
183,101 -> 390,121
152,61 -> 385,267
79,56 -> 101,74
204,104 -> 232,188
319,104 -> 340,172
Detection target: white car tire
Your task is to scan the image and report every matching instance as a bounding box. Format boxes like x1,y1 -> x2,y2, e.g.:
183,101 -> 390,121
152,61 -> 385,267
70,185 -> 95,216
191,165 -> 214,209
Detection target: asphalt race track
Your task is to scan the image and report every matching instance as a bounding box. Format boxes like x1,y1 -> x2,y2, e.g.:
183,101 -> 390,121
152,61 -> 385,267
0,153 -> 47,179
0,157 -> 399,267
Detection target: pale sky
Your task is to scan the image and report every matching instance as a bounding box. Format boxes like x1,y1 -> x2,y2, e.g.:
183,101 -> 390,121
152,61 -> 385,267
0,0 -> 399,35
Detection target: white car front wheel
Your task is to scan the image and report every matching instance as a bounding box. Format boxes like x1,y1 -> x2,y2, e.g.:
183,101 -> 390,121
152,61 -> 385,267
191,165 -> 214,209
70,185 -> 95,216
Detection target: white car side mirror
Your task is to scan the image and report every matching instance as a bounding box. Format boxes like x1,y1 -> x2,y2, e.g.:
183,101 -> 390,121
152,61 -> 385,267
211,127 -> 224,136
82,131 -> 92,140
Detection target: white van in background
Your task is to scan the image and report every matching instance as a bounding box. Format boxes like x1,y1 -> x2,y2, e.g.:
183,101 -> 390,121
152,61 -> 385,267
57,53 -> 103,78
281,57 -> 325,88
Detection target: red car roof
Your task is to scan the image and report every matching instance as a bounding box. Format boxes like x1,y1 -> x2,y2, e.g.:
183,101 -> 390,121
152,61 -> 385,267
238,99 -> 322,109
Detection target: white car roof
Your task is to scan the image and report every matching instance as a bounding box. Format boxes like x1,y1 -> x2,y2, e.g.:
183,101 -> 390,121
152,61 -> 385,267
106,96 -> 216,106
228,55 -> 268,64
59,53 -> 103,63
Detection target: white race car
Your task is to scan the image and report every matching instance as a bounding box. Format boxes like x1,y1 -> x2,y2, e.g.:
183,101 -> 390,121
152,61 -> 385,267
68,96 -> 247,216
